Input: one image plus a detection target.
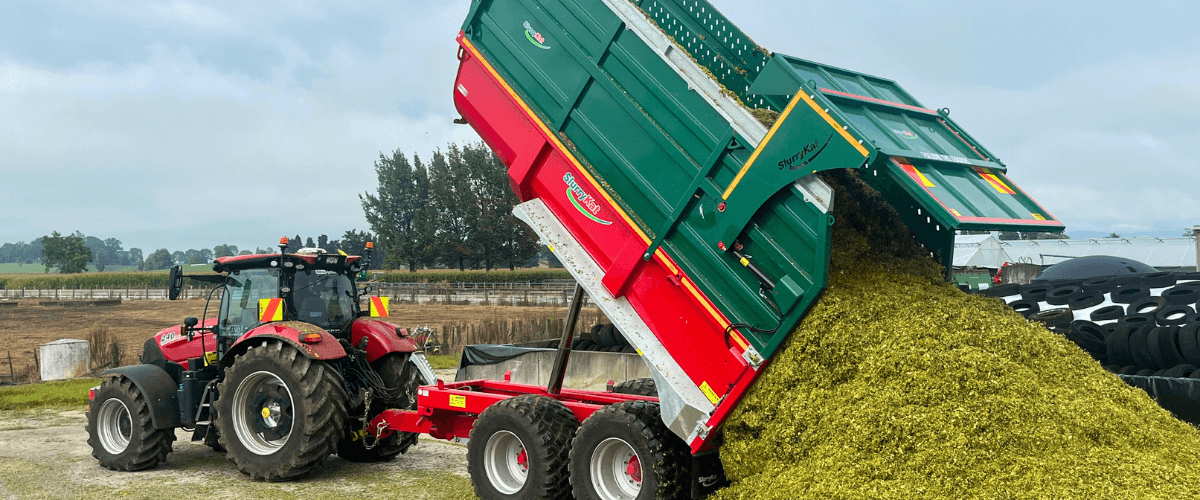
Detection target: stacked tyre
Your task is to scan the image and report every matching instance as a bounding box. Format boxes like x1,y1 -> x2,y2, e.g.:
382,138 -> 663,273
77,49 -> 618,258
984,272 -> 1200,378
571,323 -> 639,354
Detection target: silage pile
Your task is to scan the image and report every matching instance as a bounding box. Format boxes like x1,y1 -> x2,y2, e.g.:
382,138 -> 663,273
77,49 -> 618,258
714,171 -> 1200,499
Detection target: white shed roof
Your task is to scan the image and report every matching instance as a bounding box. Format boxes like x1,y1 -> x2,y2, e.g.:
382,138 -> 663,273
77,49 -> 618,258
998,237 -> 1196,268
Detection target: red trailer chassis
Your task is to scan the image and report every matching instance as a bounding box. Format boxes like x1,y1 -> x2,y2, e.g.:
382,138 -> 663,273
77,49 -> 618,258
371,378 -> 655,442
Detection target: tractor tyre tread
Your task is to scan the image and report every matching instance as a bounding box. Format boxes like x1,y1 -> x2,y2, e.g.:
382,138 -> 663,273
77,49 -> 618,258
337,353 -> 421,462
86,376 -> 176,471
215,339 -> 349,482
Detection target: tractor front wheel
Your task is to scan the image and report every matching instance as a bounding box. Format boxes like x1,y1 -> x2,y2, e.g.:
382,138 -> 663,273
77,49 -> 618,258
215,340 -> 348,481
86,376 -> 176,471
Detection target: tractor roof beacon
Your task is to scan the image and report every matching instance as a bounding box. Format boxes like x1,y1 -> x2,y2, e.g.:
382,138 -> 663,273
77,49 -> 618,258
85,238 -> 436,480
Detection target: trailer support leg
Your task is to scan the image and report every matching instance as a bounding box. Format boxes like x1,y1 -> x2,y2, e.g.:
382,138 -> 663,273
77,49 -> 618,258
548,284 -> 585,395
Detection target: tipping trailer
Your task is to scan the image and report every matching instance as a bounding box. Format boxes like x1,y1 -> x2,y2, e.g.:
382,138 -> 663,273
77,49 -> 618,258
369,0 -> 1065,498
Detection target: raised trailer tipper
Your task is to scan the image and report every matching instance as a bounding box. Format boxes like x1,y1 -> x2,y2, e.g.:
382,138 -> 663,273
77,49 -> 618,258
370,0 -> 1065,498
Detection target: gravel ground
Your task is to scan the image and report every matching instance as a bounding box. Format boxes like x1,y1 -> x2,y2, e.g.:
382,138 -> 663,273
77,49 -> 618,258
0,369 -> 478,499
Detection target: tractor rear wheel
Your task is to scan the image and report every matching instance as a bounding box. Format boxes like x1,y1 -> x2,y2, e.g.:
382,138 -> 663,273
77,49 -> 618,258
337,353 -> 422,462
215,340 -> 348,481
570,401 -> 690,500
467,395 -> 579,499
86,376 -> 176,471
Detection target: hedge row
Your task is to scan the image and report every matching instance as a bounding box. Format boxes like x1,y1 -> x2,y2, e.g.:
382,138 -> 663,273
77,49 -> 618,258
0,272 -> 177,289
369,269 -> 572,283
0,268 -> 573,289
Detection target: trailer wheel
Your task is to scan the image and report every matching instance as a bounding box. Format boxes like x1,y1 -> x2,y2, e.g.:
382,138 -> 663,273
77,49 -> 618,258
570,401 -> 689,500
86,376 -> 176,471
338,353 -> 421,462
467,394 -> 578,499
215,340 -> 348,481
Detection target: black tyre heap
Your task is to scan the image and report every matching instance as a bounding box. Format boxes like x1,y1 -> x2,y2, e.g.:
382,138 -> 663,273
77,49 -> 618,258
984,274 -> 1200,378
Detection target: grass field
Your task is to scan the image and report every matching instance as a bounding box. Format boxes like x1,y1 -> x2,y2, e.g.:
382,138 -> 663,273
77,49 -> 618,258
0,378 -> 100,411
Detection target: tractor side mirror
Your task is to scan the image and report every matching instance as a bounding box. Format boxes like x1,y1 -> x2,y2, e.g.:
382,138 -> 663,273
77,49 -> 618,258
168,265 -> 184,300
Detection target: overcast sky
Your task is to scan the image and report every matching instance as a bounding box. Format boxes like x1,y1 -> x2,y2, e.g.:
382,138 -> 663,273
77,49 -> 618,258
2,0 -> 1197,254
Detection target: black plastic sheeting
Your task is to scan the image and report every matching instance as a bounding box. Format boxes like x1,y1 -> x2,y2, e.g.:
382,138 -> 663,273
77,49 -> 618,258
1118,374 -> 1200,426
458,343 -> 557,371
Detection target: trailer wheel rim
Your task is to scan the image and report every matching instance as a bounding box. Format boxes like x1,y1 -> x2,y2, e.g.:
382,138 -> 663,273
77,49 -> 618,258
97,398 -> 132,454
232,371 -> 294,456
483,430 -> 527,494
591,437 -> 642,500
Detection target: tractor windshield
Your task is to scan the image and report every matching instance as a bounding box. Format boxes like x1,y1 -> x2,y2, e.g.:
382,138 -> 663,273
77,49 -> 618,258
219,268 -> 281,338
291,270 -> 357,332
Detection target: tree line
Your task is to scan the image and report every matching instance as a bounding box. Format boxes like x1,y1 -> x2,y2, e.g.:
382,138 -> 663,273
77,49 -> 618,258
361,141 -> 539,272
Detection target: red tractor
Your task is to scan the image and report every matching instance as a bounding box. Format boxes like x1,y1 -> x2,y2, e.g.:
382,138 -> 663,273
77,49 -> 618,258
85,240 -> 436,481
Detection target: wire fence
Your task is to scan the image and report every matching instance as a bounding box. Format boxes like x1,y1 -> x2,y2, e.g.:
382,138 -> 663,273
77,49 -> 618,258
0,281 -> 579,307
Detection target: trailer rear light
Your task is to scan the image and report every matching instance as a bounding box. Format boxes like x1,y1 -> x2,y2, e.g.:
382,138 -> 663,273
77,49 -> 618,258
88,385 -> 99,411
301,333 -> 322,344
419,389 -> 429,397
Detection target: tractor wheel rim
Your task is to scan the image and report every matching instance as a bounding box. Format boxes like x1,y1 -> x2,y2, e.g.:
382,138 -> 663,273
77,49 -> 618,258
591,437 -> 641,500
232,371 -> 294,456
97,398 -> 132,454
483,430 -> 527,494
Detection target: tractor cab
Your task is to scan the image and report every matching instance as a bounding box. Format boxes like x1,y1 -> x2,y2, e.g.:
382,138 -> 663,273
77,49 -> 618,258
165,239 -> 377,362
211,250 -> 363,339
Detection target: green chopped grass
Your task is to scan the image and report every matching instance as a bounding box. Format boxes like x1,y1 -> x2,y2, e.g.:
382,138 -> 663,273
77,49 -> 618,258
715,171 -> 1200,499
0,378 -> 99,411
425,354 -> 461,370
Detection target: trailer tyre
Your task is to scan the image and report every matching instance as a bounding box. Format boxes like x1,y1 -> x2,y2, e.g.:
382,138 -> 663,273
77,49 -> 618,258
468,394 -> 579,500
570,400 -> 690,500
86,376 -> 176,471
337,354 -> 422,462
215,340 -> 348,481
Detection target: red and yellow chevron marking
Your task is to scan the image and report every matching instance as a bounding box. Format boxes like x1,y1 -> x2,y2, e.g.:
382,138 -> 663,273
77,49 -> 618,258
903,164 -> 936,188
460,35 -> 750,351
258,298 -> 283,322
369,296 -> 390,318
976,168 -> 1016,195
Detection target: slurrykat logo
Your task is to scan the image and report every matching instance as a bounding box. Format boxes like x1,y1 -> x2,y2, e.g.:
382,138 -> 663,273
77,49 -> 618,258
523,21 -> 551,50
563,173 -> 612,225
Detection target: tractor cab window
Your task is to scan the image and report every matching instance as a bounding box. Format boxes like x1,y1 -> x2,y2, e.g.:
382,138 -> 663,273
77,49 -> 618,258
219,268 -> 281,338
291,269 -> 356,332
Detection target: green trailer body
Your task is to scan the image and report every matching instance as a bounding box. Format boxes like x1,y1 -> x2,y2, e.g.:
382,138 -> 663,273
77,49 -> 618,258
459,0 -> 1062,361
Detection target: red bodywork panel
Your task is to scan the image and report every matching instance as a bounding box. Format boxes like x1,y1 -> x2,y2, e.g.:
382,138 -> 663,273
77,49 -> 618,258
372,379 -> 656,441
350,319 -> 419,363
234,322 -> 347,361
153,318 -> 220,365
453,34 -> 758,452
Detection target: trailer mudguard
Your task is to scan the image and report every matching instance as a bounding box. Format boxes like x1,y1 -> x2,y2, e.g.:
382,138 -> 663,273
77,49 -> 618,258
221,321 -> 347,367
350,319 -> 420,363
98,364 -> 181,430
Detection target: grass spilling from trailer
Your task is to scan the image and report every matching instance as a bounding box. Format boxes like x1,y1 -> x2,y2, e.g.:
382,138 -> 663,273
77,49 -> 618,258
715,171 -> 1200,499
